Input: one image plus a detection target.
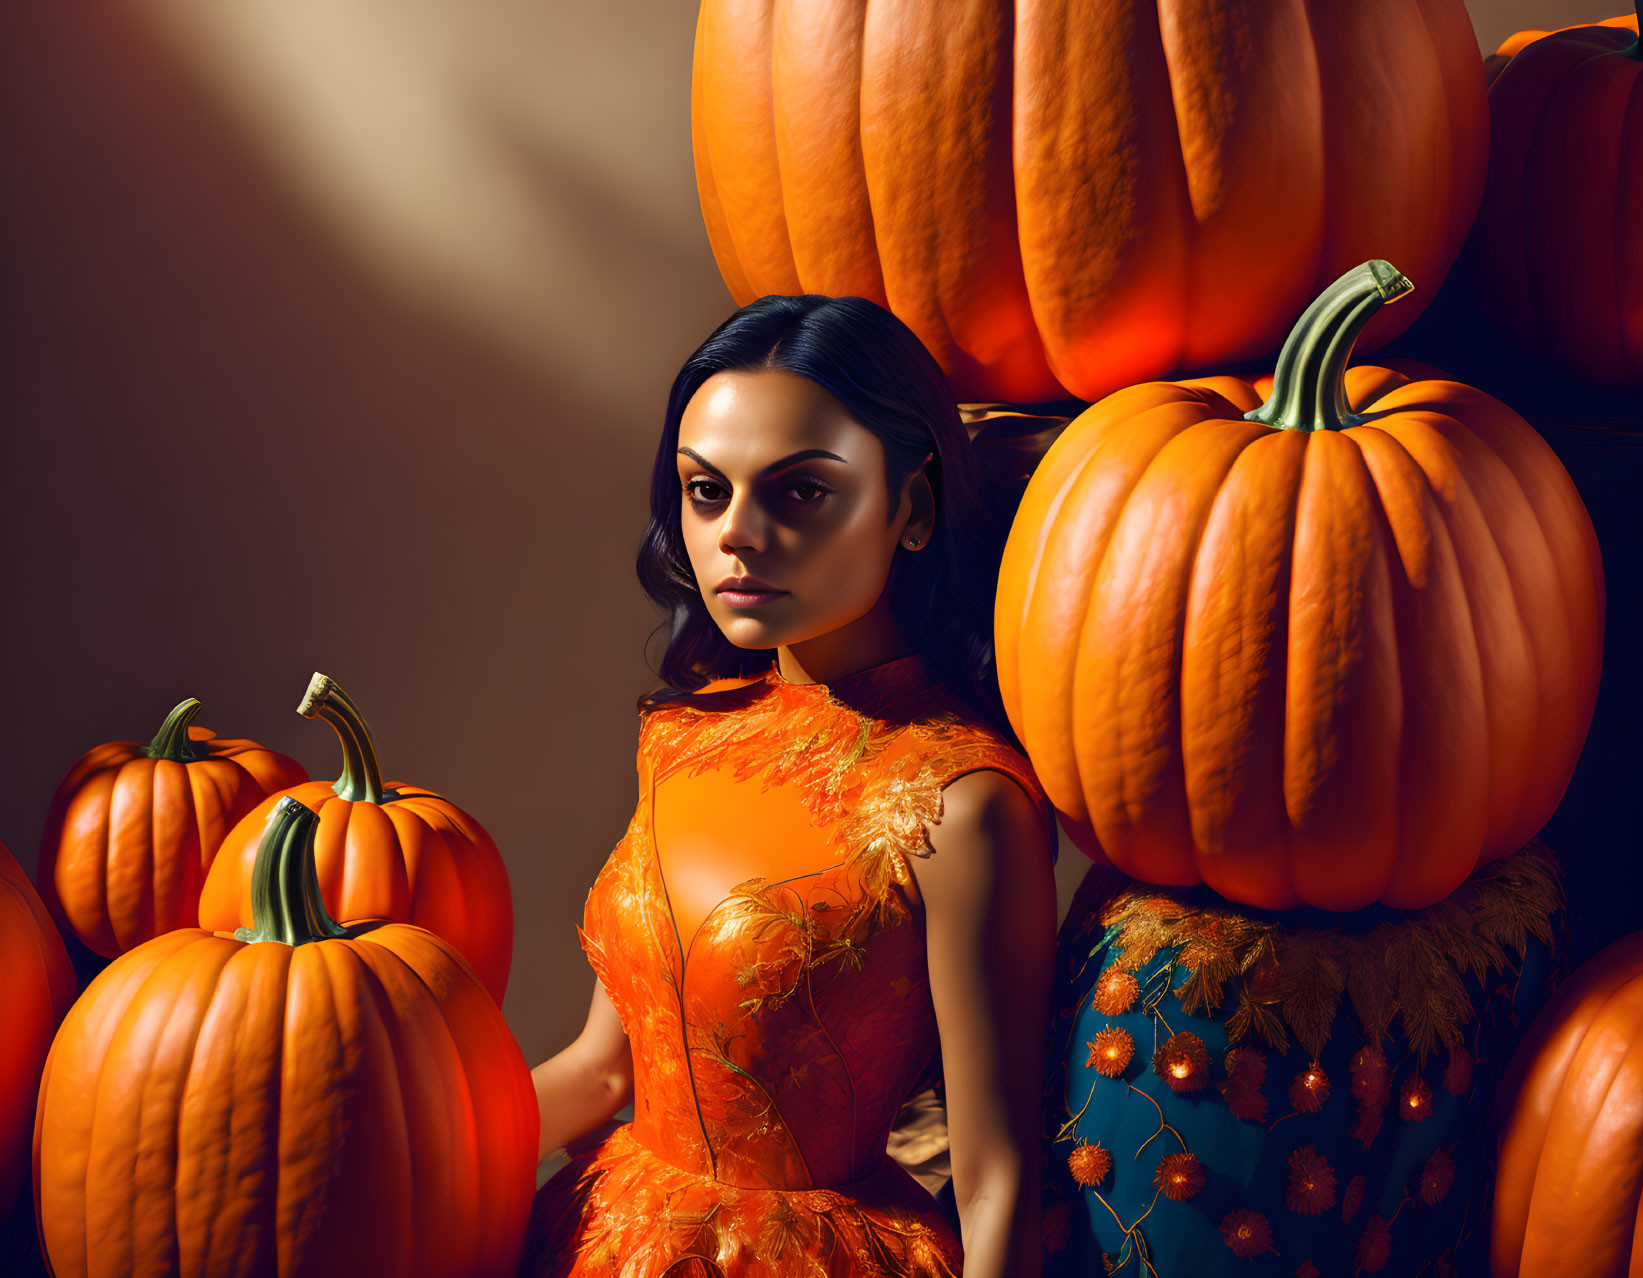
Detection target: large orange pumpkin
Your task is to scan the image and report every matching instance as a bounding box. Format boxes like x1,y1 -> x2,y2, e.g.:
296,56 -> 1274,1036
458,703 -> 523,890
1471,6 -> 1642,386
1490,932 -> 1643,1277
692,0 -> 1487,403
0,841 -> 75,1225
33,796 -> 538,1278
996,260 -> 1604,911
197,673 -> 514,1004
37,698 -> 308,957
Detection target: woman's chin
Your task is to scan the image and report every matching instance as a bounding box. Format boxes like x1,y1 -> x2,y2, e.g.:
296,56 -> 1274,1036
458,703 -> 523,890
713,614 -> 789,651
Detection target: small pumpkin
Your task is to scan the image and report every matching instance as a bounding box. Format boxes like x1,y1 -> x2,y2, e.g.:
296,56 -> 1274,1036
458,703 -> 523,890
996,260 -> 1604,910
0,841 -> 75,1225
37,698 -> 308,956
33,796 -> 538,1278
197,673 -> 514,1003
1471,6 -> 1642,385
692,0 -> 1487,402
1490,931 -> 1643,1277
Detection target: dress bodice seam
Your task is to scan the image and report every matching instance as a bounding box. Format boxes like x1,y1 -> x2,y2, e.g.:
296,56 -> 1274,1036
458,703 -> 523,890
643,773 -> 851,1191
644,784 -> 878,1188
644,764 -> 720,1181
656,836 -> 872,973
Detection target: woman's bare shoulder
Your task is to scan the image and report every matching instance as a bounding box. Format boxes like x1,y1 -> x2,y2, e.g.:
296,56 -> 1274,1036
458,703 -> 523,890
906,771 -> 1053,912
930,770 -> 1049,855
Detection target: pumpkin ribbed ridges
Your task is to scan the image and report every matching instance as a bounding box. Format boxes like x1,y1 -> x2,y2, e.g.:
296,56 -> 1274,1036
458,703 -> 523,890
37,704 -> 308,957
695,0 -> 1487,401
996,263 -> 1603,910
34,894 -> 537,1273
1491,934 -> 1643,1276
197,674 -> 515,1003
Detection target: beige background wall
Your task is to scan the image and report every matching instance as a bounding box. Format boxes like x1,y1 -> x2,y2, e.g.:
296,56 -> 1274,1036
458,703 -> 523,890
0,1 -> 1620,1065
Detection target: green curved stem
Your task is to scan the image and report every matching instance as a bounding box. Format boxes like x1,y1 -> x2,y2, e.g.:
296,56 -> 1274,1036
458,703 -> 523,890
144,698 -> 208,762
234,796 -> 348,946
1628,2 -> 1641,61
1244,260 -> 1413,434
298,672 -> 387,804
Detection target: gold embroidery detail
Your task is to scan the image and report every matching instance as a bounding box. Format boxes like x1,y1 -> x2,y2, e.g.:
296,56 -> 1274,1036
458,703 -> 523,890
639,679 -> 1042,927
1073,842 -> 1561,1061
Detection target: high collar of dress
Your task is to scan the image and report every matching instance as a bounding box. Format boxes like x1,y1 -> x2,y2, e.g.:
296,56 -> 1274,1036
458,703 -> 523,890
763,651 -> 935,719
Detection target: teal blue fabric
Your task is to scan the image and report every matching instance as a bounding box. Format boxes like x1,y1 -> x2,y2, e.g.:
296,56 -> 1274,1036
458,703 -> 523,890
1044,865 -> 1560,1277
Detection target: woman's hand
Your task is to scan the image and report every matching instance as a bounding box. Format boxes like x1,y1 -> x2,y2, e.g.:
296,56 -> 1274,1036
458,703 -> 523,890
530,979 -> 635,1162
913,770 -> 1056,1278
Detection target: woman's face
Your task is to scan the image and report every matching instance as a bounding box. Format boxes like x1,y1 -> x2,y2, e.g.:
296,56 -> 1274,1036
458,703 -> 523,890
675,369 -> 929,653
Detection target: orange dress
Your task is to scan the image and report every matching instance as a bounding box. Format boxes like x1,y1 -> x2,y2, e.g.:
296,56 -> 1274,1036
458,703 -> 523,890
520,654 -> 1053,1278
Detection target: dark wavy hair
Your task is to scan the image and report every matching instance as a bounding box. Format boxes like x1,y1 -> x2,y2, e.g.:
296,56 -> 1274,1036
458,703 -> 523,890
636,294 -> 1012,731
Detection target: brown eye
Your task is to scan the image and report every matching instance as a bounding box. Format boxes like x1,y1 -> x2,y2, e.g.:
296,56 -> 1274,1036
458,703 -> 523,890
683,478 -> 727,505
787,479 -> 830,503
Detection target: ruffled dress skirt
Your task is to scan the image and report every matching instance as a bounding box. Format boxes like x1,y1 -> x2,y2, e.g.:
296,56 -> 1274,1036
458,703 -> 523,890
519,1125 -> 962,1278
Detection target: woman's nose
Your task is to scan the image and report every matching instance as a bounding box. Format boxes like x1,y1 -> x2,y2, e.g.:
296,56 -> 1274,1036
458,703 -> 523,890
717,492 -> 768,556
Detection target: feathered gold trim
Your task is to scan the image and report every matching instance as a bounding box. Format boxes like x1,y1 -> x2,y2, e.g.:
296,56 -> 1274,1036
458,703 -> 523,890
1086,843 -> 1560,1061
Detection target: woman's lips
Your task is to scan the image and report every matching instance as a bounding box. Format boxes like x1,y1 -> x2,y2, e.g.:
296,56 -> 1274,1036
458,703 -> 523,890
717,587 -> 787,609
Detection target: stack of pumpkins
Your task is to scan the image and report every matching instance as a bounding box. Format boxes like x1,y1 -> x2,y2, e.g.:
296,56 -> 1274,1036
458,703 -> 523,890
4,673 -> 538,1277
1003,260 -> 1602,1275
693,0 -> 1637,1274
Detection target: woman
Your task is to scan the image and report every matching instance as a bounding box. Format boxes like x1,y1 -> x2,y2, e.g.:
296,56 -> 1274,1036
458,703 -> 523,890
521,295 -> 1057,1278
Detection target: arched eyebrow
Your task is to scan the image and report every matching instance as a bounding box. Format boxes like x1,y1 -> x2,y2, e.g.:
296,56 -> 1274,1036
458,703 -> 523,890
676,446 -> 848,479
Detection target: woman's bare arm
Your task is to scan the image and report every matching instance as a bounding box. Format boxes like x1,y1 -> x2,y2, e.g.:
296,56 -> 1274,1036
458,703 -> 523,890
912,770 -> 1056,1278
530,978 -> 635,1161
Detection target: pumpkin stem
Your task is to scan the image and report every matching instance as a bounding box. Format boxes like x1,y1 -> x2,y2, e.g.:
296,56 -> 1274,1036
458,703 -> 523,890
1244,260 -> 1413,434
143,698 -> 209,763
234,796 -> 348,946
298,673 -> 390,804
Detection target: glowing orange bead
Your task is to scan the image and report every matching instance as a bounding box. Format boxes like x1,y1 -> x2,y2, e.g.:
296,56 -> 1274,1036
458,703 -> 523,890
1154,1151 -> 1205,1201
1401,1073 -> 1434,1122
1086,1027 -> 1135,1078
1152,1031 -> 1211,1093
1091,968 -> 1140,1016
1289,1065 -> 1331,1114
1068,1142 -> 1112,1188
